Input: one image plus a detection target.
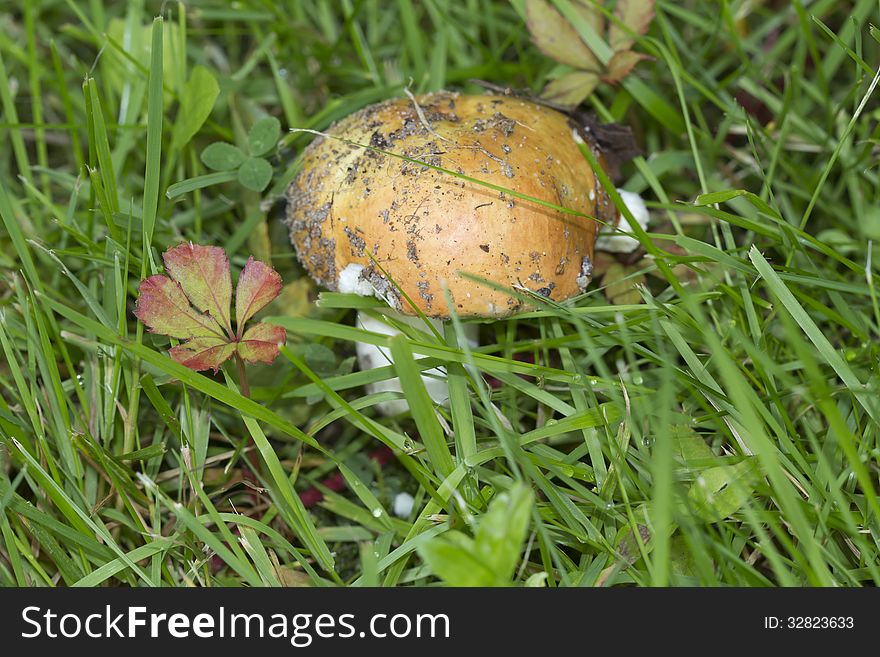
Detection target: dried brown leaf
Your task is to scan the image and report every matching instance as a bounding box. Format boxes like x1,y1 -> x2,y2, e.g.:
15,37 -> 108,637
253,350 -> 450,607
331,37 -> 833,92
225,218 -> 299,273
572,0 -> 605,35
525,0 -> 601,71
601,262 -> 646,305
269,277 -> 316,319
541,70 -> 600,109
609,0 -> 656,51
602,49 -> 650,83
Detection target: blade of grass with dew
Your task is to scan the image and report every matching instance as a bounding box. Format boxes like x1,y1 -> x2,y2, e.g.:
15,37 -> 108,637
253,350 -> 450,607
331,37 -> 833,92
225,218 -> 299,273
389,335 -> 455,479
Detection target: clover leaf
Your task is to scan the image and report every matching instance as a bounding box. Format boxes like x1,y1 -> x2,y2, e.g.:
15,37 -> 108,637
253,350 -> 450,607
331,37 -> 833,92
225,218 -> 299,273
197,116 -> 281,192
247,116 -> 281,156
200,142 -> 247,171
135,243 -> 286,372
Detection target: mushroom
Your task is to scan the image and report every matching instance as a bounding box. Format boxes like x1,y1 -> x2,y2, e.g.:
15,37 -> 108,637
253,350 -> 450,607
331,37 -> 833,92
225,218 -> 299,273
286,91 -> 647,414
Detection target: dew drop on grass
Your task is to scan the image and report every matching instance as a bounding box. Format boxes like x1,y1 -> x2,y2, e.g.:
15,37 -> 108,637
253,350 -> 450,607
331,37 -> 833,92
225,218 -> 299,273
371,508 -> 383,518
642,436 -> 655,447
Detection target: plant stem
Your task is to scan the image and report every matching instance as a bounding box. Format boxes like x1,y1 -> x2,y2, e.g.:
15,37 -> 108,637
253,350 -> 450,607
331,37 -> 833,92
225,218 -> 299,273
234,353 -> 250,398
234,353 -> 262,484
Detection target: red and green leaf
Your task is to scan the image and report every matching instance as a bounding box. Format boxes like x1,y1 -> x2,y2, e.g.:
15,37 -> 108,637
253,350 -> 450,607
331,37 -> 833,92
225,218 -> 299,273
162,243 -> 233,335
135,244 -> 285,373
169,336 -> 238,373
235,256 -> 283,335
238,322 -> 286,365
134,275 -> 225,339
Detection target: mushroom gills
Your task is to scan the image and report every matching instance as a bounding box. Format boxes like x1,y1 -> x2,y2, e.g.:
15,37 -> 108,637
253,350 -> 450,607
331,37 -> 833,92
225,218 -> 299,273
355,311 -> 479,416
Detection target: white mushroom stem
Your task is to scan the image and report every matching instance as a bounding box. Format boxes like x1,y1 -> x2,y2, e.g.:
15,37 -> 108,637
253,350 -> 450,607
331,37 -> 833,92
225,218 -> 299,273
595,189 -> 650,254
355,311 -> 479,416
340,263 -> 478,416
338,187 -> 648,417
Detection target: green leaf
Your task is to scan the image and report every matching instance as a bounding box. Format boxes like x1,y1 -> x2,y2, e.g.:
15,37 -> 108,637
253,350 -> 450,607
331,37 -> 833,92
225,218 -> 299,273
237,157 -> 274,192
417,484 -> 533,586
670,424 -> 715,467
171,65 -> 219,151
20,517 -> 84,585
304,343 -> 337,375
238,408 -> 335,574
201,142 -> 247,171
73,538 -> 175,587
525,572 -> 548,587
687,459 -> 760,522
614,512 -> 653,566
85,79 -> 119,217
118,443 -> 166,462
474,484 -> 534,581
418,531 -> 498,586
248,116 -> 281,156
239,526 -> 282,586
860,204 -> 880,240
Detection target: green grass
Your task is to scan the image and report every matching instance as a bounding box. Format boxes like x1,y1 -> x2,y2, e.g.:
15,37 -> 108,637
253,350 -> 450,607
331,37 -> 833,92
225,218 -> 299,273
1,0 -> 879,587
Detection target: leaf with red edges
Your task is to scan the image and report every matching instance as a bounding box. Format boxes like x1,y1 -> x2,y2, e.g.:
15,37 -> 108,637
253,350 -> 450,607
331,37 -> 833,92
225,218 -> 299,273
235,256 -> 283,334
135,245 -> 285,373
163,243 -> 233,334
237,322 -> 286,365
169,337 -> 238,372
134,275 -> 225,339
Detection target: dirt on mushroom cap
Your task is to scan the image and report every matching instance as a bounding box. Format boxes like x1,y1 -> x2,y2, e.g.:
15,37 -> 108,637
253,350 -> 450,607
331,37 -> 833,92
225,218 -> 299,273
285,91 -> 616,318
